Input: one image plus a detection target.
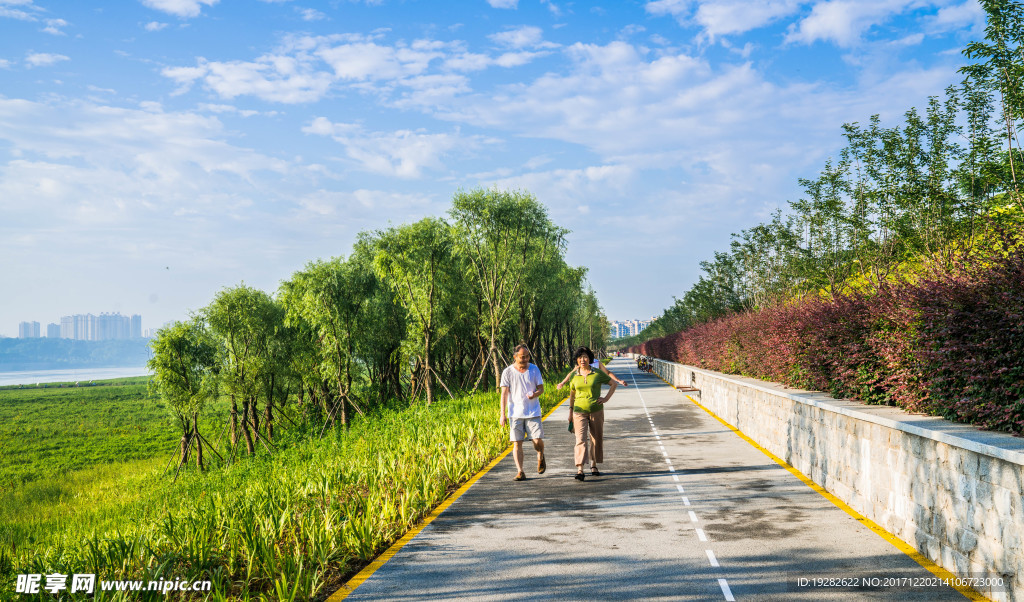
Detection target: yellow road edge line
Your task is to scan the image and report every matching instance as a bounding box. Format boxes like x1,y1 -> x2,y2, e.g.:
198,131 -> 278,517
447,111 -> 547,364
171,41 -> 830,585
681,392 -> 988,602
327,396 -> 569,601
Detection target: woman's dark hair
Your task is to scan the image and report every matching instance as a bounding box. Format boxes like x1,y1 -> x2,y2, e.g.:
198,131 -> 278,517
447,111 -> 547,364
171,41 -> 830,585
573,346 -> 594,365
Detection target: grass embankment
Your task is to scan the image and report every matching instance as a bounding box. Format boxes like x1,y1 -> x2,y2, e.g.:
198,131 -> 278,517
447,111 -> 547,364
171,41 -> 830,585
1,379 -> 571,601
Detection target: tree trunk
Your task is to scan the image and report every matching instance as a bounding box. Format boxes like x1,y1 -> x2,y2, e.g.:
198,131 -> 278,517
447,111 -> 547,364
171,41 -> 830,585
193,413 -> 204,470
250,395 -> 260,438
179,431 -> 191,468
229,394 -> 239,448
264,389 -> 275,442
424,330 -> 435,406
489,326 -> 502,390
241,399 -> 255,455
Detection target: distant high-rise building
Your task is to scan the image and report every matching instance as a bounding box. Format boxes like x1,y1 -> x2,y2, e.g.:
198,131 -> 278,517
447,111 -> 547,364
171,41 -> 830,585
46,323 -> 60,338
18,321 -> 41,338
56,313 -> 142,340
609,317 -> 655,339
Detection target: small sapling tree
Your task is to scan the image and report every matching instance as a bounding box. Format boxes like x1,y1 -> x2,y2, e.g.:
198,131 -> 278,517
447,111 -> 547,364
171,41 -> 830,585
148,318 -> 220,473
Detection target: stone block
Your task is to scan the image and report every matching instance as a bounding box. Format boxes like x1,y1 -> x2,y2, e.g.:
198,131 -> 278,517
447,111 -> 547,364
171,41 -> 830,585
957,527 -> 980,553
908,435 -> 925,459
939,544 -> 970,576
994,486 -> 1014,517
972,504 -> 988,537
974,536 -> 1008,575
956,473 -> 975,503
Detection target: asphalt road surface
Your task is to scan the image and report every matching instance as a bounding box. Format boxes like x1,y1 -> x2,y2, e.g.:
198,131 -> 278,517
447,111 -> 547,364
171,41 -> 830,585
340,358 -> 967,601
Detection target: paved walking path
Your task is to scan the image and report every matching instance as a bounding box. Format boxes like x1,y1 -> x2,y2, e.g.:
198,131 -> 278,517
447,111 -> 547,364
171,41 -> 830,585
337,358 -> 967,600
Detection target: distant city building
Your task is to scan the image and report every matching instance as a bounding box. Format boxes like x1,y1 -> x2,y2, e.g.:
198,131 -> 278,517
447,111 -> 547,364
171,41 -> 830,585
56,313 -> 143,340
46,323 -> 60,338
609,317 -> 655,339
18,321 -> 41,338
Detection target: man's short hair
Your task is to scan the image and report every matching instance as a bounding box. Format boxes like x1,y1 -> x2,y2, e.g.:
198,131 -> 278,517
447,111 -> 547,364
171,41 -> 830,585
513,344 -> 531,356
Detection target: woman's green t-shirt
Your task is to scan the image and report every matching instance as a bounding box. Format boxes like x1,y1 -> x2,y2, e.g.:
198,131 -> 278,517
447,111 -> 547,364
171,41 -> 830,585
570,369 -> 610,413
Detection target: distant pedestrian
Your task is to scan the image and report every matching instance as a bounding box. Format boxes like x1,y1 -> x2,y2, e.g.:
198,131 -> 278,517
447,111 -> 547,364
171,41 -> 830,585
567,346 -> 618,480
499,344 -> 546,481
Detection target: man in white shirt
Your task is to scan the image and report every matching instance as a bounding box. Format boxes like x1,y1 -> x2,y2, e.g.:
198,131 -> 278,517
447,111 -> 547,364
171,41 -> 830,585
499,344 -> 545,481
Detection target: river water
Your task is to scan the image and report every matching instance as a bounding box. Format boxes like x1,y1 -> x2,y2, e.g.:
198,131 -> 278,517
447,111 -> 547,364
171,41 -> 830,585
0,366 -> 151,387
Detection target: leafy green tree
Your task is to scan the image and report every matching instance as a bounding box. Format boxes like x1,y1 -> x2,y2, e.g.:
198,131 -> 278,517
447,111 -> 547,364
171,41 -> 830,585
205,285 -> 280,455
148,319 -> 220,471
369,218 -> 459,405
280,257 -> 372,428
449,188 -> 565,389
962,0 -> 1024,213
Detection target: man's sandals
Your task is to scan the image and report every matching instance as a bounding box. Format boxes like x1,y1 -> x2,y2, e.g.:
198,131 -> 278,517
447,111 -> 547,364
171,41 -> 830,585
514,471 -> 526,481
537,453 -> 546,474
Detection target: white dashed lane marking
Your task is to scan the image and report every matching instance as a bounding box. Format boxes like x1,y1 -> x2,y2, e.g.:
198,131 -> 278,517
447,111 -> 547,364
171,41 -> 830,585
706,550 -> 720,567
719,579 -> 736,601
629,363 -> 733,601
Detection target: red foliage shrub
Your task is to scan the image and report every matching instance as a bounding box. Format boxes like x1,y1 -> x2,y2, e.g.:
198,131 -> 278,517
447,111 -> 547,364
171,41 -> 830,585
630,233 -> 1024,434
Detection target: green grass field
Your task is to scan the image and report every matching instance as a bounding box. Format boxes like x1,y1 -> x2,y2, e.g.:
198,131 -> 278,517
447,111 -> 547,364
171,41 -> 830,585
0,377 -> 230,490
0,372 -> 573,600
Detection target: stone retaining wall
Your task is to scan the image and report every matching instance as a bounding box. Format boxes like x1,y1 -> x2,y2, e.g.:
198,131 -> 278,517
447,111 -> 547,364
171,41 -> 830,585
644,357 -> 1024,602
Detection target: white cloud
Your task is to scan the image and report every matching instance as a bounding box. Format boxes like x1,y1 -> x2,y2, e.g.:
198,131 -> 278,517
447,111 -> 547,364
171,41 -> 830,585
42,17 -> 67,35
646,0 -> 807,38
0,98 -> 297,254
486,164 -> 636,207
140,0 -> 218,18
315,36 -> 452,81
487,0 -> 518,8
299,7 -> 326,21
145,21 -> 169,31
0,59 -> 11,69
0,0 -> 43,20
25,52 -> 69,67
162,33 -> 549,104
488,25 -> 558,49
785,0 -> 929,47
162,56 -> 333,103
930,0 -> 985,33
694,0 -> 804,38
644,0 -> 692,19
303,117 -> 486,178
541,0 -> 562,16
197,103 -> 274,117
435,42 -> 712,154
295,188 -> 433,218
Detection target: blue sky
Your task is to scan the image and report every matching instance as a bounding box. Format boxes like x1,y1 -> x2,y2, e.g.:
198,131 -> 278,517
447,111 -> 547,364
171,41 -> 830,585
0,0 -> 986,337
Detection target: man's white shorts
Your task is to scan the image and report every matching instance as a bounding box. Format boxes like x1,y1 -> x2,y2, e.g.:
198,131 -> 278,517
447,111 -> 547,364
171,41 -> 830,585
510,417 -> 543,442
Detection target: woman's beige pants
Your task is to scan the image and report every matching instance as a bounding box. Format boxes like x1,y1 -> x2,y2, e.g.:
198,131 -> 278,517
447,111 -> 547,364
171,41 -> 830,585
572,410 -> 604,468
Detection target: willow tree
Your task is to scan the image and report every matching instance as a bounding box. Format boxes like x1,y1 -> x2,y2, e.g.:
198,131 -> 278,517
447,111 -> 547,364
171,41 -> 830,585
281,257 -> 372,428
450,188 -> 565,390
204,285 -> 280,455
368,218 -> 460,405
148,319 -> 220,472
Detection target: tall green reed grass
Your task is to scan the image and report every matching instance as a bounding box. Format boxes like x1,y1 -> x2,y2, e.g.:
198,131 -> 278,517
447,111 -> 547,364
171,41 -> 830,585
1,386 -> 569,600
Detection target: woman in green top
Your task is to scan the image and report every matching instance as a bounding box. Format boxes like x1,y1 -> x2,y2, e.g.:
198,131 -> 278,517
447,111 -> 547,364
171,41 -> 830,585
567,347 -> 618,481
